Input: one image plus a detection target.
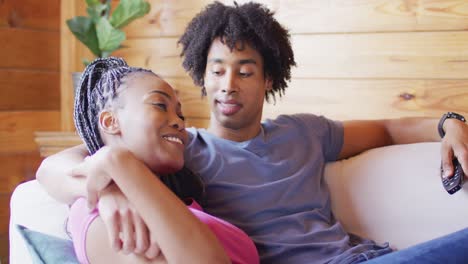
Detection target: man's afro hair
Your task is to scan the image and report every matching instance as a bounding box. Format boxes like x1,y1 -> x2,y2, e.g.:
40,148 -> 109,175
178,1 -> 296,102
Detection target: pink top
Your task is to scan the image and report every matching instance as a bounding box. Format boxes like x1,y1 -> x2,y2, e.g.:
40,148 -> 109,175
68,197 -> 259,264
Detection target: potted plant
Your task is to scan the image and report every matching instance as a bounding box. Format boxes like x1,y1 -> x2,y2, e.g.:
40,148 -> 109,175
67,0 -> 151,89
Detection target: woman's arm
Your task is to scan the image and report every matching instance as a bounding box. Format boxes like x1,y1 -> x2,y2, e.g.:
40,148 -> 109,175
75,146 -> 230,264
37,144 -> 162,258
36,144 -> 88,205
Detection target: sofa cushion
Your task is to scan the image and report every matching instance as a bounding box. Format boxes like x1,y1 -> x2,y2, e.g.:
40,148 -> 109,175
324,142 -> 468,249
10,180 -> 69,264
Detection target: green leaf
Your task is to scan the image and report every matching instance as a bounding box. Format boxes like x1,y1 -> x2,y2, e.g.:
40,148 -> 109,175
87,6 -> 105,21
109,0 -> 150,29
96,18 -> 125,54
103,0 -> 112,18
85,0 -> 101,7
86,4 -> 109,23
101,51 -> 112,58
66,16 -> 101,57
86,0 -> 112,21
82,58 -> 92,66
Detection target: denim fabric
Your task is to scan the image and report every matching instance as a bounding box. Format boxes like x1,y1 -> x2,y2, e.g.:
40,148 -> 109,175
362,227 -> 468,264
329,233 -> 393,264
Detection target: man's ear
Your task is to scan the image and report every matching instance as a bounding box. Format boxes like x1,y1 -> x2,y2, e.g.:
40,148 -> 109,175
99,110 -> 120,135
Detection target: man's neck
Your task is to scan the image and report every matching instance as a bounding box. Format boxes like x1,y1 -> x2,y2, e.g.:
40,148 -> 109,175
207,120 -> 262,142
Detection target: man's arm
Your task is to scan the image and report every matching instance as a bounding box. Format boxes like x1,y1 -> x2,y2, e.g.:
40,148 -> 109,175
339,117 -> 468,176
339,117 -> 439,159
36,144 -> 88,205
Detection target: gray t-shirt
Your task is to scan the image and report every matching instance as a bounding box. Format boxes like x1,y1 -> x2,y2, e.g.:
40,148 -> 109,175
185,114 -> 387,264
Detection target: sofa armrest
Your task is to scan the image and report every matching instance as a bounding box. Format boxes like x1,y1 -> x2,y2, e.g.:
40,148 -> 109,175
9,180 -> 69,264
324,142 -> 468,250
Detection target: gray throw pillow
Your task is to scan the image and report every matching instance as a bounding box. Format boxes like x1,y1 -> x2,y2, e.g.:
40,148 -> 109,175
16,224 -> 79,264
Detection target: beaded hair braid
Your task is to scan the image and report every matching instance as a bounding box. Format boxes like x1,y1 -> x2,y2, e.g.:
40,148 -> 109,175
73,57 -> 205,203
74,57 -> 152,154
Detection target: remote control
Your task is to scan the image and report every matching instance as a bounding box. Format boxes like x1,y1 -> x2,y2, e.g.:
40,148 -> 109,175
441,159 -> 465,195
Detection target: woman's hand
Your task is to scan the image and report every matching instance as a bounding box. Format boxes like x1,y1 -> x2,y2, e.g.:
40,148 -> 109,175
71,146 -> 161,259
99,184 -> 162,259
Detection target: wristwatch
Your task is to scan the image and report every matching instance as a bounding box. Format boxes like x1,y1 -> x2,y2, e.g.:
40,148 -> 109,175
438,112 -> 466,138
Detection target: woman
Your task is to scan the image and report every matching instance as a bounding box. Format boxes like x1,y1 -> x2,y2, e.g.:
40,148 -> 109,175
67,57 -> 258,264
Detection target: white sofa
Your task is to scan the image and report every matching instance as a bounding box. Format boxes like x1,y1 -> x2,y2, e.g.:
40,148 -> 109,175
9,142 -> 468,263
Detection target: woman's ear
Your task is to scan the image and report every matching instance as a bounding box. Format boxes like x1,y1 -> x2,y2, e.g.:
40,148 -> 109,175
99,110 -> 120,135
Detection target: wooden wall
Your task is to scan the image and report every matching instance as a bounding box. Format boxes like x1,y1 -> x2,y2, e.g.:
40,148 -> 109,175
73,0 -> 468,130
0,0 -> 61,261
260,0 -> 468,120
61,0 -> 468,132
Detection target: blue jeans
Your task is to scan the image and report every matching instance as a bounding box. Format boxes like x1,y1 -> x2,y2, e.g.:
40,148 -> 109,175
362,227 -> 468,263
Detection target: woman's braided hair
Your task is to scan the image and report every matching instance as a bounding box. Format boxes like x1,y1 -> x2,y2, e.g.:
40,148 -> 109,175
178,1 -> 296,102
74,57 -> 205,203
74,57 -> 152,155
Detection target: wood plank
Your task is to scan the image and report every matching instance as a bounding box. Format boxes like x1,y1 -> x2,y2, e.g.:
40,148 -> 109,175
0,194 -> 10,264
0,193 -> 10,237
0,70 -> 60,111
158,77 -> 468,122
125,0 -> 468,38
117,31 -> 468,80
168,78 -> 468,121
0,28 -> 59,70
113,37 -> 186,78
292,31 -> 468,79
186,117 -> 209,129
263,79 -> 468,121
35,132 -> 83,157
124,0 -> 212,38
0,111 -> 60,153
126,0 -> 468,36
151,77 -> 468,121
0,194 -> 9,228
0,233 -> 7,264
60,0 -> 93,131
0,152 -> 43,194
165,77 -> 210,119
0,0 -> 60,31
223,0 -> 468,34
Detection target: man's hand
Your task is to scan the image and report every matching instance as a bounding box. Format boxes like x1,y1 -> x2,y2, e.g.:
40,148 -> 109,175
441,118 -> 468,178
99,184 -> 161,259
70,146 -> 114,210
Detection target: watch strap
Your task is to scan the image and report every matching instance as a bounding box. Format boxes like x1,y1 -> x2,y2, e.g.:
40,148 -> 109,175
438,112 -> 466,138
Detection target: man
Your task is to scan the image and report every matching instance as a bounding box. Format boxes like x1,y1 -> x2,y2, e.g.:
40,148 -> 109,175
37,2 -> 468,263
